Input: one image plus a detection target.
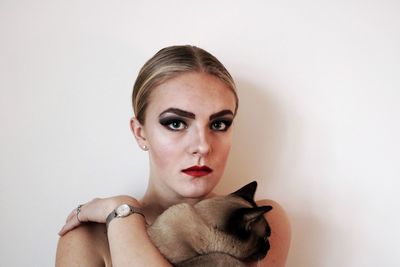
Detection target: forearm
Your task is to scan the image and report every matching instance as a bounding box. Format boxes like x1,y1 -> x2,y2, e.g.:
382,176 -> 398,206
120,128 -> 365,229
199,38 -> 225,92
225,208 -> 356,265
107,200 -> 172,267
57,195 -> 172,267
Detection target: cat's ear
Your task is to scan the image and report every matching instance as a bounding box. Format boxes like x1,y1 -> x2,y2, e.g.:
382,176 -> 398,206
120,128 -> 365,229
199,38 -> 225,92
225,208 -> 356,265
231,181 -> 258,201
226,206 -> 273,238
243,206 -> 273,223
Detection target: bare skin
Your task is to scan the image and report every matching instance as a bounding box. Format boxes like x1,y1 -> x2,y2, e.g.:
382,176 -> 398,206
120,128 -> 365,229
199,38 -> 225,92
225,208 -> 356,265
56,72 -> 291,266
56,198 -> 290,267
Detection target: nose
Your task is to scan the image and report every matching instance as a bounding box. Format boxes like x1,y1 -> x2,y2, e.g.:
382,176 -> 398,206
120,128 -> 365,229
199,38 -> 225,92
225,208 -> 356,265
190,127 -> 211,156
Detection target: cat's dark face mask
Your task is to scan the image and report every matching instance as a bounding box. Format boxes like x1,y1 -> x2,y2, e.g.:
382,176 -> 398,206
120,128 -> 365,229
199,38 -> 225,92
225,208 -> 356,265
226,205 -> 272,261
226,181 -> 273,261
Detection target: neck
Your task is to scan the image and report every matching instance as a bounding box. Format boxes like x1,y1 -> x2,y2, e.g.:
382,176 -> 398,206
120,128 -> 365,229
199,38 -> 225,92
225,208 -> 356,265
140,180 -> 215,224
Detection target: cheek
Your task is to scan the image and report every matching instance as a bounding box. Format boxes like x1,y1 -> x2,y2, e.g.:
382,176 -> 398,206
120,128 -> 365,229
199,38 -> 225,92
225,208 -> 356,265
213,135 -> 232,165
148,132 -> 184,167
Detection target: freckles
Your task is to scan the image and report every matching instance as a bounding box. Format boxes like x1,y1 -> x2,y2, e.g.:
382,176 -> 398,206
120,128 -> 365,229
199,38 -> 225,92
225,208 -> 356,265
151,135 -> 184,166
214,136 -> 232,153
214,140 -> 232,166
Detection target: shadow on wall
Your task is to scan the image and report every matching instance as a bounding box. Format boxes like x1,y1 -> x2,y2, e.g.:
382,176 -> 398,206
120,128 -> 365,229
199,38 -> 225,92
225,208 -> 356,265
219,79 -> 285,190
218,79 -> 328,267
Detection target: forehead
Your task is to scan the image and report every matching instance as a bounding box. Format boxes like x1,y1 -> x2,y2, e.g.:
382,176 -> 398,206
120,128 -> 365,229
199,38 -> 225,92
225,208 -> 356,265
147,72 -> 236,116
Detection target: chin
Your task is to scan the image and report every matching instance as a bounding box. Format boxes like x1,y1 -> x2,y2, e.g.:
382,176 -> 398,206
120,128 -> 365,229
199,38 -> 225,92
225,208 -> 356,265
179,176 -> 220,198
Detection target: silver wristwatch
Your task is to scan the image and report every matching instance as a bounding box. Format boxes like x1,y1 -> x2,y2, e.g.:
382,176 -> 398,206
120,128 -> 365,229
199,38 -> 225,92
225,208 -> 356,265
106,204 -> 144,228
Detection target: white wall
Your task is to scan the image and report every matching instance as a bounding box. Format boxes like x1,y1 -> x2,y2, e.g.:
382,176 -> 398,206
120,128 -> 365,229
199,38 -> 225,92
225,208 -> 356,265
1,1 -> 399,266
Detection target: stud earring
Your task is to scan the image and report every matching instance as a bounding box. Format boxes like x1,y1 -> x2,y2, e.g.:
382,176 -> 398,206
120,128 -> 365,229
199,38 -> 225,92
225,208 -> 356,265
142,145 -> 148,151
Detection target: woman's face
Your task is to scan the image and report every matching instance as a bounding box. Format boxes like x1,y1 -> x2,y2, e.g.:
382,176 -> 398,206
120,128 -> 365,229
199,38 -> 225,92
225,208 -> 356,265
136,72 -> 237,199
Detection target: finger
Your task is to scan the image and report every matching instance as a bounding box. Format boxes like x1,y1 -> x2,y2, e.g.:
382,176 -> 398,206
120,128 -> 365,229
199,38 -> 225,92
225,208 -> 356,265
76,204 -> 86,223
59,205 -> 86,235
59,213 -> 81,236
65,203 -> 87,223
65,210 -> 76,223
58,222 -> 76,236
58,224 -> 69,236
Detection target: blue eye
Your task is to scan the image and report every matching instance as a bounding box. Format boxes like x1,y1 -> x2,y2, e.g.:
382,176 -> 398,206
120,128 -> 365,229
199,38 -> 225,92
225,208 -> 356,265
210,120 -> 232,131
159,117 -> 187,131
168,121 -> 186,130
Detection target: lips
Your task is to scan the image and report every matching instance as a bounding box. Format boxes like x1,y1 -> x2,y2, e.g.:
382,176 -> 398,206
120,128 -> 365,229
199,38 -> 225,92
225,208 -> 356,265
182,165 -> 213,177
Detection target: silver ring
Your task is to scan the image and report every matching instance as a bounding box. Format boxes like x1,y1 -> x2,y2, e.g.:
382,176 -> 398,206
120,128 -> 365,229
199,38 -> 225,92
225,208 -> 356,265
76,204 -> 83,223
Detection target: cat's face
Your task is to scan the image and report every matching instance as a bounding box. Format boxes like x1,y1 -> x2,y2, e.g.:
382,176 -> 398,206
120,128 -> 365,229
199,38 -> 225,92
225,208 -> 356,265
194,181 -> 272,261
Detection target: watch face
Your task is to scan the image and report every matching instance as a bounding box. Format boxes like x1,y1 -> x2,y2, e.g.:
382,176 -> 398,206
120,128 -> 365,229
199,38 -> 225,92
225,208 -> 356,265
116,204 -> 131,217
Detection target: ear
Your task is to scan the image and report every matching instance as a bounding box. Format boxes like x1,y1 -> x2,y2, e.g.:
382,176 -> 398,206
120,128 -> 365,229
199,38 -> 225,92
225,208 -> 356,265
242,206 -> 273,239
130,117 -> 148,151
243,206 -> 273,222
231,181 -> 258,201
226,206 -> 273,239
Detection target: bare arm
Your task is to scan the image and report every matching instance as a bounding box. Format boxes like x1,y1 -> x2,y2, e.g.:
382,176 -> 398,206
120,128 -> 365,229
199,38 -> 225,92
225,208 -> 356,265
106,199 -> 171,267
56,196 -> 172,267
56,222 -> 110,267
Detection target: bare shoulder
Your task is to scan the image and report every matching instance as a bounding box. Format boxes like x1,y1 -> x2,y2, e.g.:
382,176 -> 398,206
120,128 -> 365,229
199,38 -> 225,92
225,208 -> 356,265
251,199 -> 292,267
56,222 -> 111,267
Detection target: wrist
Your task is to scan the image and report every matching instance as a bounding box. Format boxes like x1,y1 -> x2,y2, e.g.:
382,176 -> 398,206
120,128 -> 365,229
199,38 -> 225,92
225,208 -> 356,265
107,195 -> 141,211
105,196 -> 143,226
106,204 -> 145,228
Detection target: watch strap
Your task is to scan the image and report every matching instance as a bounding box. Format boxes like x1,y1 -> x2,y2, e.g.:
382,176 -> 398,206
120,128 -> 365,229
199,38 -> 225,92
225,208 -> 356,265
106,204 -> 144,228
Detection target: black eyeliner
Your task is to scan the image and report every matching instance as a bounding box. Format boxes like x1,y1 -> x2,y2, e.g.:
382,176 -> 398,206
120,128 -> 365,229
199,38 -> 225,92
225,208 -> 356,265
210,118 -> 233,131
159,116 -> 188,130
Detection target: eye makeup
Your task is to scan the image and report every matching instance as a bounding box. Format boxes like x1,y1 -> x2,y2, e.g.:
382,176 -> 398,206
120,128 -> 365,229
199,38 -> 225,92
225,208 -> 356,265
159,116 -> 188,131
159,108 -> 195,119
209,110 -> 234,120
210,118 -> 233,132
158,108 -> 234,132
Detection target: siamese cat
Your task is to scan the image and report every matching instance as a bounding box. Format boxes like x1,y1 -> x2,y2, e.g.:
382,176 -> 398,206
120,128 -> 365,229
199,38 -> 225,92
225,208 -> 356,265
148,181 -> 272,267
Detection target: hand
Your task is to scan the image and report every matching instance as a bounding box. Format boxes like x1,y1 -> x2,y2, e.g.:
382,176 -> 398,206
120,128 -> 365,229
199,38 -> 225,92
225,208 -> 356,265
58,195 -> 141,236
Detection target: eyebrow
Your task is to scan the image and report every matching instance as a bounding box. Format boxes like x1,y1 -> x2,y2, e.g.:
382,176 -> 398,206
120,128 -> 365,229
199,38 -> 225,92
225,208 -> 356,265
159,108 -> 234,120
209,110 -> 234,120
159,108 -> 195,119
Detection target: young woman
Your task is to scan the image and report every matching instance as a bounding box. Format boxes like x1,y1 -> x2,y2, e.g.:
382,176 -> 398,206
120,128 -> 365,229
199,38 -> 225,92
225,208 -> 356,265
56,45 -> 291,267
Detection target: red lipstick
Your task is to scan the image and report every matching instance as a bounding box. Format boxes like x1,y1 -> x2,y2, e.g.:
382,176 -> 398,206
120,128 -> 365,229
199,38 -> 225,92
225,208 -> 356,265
182,166 -> 213,177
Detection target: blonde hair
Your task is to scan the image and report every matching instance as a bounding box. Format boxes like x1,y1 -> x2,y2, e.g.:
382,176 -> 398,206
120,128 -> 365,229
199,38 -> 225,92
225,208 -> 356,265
132,45 -> 238,124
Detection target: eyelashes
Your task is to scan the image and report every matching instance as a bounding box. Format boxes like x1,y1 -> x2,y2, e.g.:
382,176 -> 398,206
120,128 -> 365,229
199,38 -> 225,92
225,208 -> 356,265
159,117 -> 188,131
210,119 -> 233,131
158,116 -> 233,132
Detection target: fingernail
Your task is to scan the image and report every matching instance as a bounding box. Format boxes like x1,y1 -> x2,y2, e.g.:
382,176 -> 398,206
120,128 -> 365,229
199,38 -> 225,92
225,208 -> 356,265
58,226 -> 65,236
